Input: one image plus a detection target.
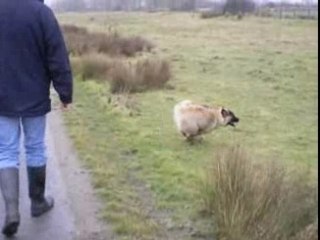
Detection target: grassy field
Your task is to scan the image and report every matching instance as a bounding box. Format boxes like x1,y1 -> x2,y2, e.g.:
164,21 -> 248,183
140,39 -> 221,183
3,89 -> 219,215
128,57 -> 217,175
57,12 -> 318,239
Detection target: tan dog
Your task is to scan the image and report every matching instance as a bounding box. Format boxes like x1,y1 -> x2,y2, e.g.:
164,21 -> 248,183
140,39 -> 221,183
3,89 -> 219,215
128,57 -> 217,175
173,100 -> 239,142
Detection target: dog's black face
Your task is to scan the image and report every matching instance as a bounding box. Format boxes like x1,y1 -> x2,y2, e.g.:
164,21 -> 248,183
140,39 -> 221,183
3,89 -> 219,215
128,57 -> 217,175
221,108 -> 239,127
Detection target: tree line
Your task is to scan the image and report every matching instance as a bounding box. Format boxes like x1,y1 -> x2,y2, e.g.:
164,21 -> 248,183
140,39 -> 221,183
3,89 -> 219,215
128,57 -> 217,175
51,0 -> 199,12
51,0 -> 317,19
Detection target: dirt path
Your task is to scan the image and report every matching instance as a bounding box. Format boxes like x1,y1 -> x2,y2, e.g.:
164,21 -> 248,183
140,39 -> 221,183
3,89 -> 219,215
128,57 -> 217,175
0,109 -> 114,240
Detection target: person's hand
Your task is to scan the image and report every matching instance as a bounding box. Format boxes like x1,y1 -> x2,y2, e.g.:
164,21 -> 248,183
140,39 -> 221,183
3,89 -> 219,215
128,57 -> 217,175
61,103 -> 72,111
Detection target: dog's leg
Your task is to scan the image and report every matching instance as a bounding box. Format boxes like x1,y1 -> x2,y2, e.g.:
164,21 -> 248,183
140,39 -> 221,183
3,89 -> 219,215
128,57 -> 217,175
196,135 -> 204,143
185,135 -> 195,145
191,135 -> 203,144
181,131 -> 191,141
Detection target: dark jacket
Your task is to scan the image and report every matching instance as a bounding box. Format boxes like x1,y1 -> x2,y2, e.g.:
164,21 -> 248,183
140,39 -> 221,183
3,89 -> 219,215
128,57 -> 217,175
0,0 -> 73,117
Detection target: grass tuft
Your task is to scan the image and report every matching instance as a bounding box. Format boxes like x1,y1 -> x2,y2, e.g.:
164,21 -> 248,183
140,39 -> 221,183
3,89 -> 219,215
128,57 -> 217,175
71,53 -> 112,81
109,58 -> 172,93
199,145 -> 318,240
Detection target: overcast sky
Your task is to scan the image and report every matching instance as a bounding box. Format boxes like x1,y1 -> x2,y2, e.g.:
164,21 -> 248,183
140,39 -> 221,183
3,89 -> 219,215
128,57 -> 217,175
44,0 -> 318,6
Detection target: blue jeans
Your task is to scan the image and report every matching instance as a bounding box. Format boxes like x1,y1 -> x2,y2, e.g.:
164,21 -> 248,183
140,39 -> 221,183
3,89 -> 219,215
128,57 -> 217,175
0,115 -> 47,169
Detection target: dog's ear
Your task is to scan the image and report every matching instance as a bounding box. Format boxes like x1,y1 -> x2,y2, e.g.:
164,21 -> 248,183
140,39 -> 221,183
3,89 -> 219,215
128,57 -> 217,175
221,108 -> 229,118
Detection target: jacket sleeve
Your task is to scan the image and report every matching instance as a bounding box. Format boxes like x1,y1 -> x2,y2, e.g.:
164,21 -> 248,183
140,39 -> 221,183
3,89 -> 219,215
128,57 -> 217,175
40,6 -> 73,104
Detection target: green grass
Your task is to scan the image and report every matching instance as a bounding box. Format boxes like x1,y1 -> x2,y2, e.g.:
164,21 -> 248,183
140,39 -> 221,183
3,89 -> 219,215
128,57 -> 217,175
58,12 -> 318,239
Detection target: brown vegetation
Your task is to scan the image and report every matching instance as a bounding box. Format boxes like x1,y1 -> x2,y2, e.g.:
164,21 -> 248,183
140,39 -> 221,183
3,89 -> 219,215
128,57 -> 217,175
71,53 -> 112,81
199,145 -> 318,240
200,10 -> 223,19
109,58 -> 171,93
61,24 -> 154,57
71,54 -> 171,93
64,24 -> 172,93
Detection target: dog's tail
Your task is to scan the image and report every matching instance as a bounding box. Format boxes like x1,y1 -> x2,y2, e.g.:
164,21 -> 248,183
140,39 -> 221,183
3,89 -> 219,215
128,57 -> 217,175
173,100 -> 192,116
174,100 -> 192,111
173,100 -> 192,130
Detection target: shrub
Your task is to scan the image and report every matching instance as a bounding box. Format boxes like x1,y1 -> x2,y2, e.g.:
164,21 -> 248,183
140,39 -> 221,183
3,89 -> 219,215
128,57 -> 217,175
223,0 -> 256,14
200,10 -> 223,19
199,145 -> 318,240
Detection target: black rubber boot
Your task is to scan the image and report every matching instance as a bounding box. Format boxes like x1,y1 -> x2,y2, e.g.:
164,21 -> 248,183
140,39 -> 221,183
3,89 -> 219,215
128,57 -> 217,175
0,168 -> 20,237
27,166 -> 54,217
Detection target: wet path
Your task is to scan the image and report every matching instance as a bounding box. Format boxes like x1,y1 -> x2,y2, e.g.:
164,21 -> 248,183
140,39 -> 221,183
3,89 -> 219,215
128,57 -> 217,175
0,109 -> 113,240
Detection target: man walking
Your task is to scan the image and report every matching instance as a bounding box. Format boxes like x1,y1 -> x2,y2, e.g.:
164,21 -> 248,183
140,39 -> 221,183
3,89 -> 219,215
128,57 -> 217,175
0,0 -> 73,236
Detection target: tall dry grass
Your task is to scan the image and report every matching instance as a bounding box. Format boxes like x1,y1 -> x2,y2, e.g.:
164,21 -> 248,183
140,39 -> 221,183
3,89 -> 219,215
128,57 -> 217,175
199,145 -> 318,240
65,24 -> 171,93
136,58 -> 171,89
109,58 -> 171,93
61,24 -> 154,57
71,54 -> 172,93
109,61 -> 139,93
71,53 -> 112,81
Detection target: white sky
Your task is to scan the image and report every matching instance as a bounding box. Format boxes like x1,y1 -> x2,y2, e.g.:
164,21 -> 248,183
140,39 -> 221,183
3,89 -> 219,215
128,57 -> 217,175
44,0 -> 318,6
